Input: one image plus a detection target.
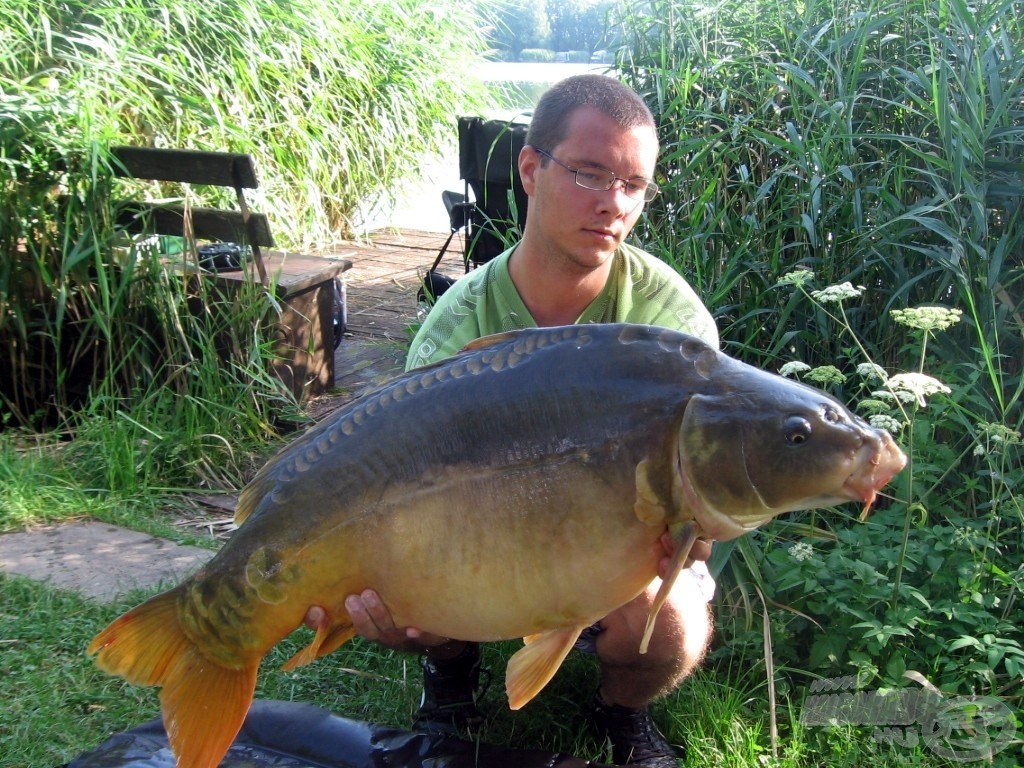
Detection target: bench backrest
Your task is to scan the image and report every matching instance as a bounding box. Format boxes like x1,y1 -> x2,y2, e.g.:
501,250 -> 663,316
110,146 -> 272,283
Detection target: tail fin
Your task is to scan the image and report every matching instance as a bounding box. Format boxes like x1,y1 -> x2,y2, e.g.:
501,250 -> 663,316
88,588 -> 258,768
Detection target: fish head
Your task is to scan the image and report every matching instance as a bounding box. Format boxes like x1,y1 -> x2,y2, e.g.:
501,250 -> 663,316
675,366 -> 906,541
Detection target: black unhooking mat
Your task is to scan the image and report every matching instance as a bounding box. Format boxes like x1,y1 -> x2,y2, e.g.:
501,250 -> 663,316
67,699 -> 614,768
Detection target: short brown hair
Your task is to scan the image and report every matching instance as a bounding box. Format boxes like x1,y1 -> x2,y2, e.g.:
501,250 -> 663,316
526,74 -> 656,153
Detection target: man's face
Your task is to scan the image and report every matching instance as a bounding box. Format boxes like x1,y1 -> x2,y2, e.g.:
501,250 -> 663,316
520,105 -> 659,271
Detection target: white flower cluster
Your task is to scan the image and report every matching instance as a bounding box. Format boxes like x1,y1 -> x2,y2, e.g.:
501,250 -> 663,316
776,269 -> 815,288
884,372 -> 952,407
972,422 -> 1023,456
856,362 -> 888,382
977,422 -> 1022,444
810,282 -> 865,303
778,362 -> 848,385
789,542 -> 815,562
890,306 -> 963,332
779,361 -> 812,377
868,414 -> 905,435
806,365 -> 848,385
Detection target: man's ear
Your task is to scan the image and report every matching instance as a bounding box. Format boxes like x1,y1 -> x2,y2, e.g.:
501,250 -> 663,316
518,145 -> 540,195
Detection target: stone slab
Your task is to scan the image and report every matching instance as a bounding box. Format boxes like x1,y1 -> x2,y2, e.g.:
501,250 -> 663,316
0,521 -> 212,601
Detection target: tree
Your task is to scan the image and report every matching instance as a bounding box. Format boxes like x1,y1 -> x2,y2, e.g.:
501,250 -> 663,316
489,0 -> 551,58
548,0 -> 616,53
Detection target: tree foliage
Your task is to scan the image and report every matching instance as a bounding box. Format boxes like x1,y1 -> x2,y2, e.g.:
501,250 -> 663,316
485,0 -> 617,58
0,0 -> 489,431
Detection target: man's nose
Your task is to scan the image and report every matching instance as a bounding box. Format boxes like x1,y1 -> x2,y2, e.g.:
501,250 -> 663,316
597,181 -> 642,214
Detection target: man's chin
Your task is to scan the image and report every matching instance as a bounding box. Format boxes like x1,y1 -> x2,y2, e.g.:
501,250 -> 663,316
570,240 -> 618,267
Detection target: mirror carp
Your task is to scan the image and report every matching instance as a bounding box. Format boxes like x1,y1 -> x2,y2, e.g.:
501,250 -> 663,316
88,324 -> 906,768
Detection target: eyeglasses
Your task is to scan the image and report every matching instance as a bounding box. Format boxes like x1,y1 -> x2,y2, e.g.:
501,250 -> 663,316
533,147 -> 660,202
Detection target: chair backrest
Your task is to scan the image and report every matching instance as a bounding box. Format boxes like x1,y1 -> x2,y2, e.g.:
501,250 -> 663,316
110,146 -> 273,283
457,115 -> 530,267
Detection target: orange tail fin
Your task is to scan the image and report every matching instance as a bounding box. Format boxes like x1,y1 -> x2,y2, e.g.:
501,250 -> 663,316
88,587 -> 258,768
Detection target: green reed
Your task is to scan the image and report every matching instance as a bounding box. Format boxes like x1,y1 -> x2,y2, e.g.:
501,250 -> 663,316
1,0 -> 488,471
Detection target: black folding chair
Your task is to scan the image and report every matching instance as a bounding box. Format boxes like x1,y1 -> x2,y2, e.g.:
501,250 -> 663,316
418,114 -> 531,306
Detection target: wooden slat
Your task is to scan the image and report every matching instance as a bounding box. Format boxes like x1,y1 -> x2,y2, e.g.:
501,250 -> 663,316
116,203 -> 275,247
215,252 -> 352,297
110,146 -> 260,189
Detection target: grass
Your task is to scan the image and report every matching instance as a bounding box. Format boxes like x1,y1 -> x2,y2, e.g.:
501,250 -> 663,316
0,577 -> 160,767
0,430 -> 245,547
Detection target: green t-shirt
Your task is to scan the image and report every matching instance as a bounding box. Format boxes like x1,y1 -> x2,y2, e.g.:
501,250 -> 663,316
406,242 -> 718,370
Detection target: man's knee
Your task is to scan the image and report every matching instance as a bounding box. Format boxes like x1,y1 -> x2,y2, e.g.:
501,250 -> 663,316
597,579 -> 714,673
644,589 -> 712,675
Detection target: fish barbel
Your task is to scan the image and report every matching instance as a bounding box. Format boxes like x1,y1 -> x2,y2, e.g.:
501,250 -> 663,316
88,324 -> 906,768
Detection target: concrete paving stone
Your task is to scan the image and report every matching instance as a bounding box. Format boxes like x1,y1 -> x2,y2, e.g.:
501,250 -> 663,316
0,520 -> 213,602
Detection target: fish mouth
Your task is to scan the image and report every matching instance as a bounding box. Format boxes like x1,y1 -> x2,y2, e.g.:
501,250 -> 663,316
841,432 -> 908,514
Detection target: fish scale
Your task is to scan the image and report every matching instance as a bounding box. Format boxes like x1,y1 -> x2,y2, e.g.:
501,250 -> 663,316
88,323 -> 906,768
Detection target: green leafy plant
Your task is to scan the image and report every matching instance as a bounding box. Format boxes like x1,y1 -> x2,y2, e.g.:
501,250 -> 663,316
718,273 -> 1022,719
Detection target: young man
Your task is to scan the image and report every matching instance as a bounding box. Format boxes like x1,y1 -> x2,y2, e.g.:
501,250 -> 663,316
338,75 -> 718,767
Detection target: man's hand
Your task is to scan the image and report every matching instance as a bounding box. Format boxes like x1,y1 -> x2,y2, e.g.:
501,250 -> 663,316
304,590 -> 450,654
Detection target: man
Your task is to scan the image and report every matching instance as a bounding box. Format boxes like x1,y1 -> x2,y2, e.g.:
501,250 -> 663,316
335,74 -> 718,767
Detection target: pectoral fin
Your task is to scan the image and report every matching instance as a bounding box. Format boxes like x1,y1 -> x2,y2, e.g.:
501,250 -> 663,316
639,521 -> 699,654
281,609 -> 356,672
505,626 -> 584,710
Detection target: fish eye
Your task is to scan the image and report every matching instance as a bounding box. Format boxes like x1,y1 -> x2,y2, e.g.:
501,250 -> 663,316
784,415 -> 813,445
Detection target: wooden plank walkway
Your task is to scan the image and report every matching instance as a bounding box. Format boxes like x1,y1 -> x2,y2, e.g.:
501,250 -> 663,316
311,228 -> 468,417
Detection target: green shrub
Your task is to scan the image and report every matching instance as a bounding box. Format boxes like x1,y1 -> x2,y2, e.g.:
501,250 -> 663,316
0,0 -> 488,250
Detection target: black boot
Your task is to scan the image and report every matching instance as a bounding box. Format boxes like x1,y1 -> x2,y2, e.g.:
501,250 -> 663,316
412,642 -> 485,736
592,696 -> 682,767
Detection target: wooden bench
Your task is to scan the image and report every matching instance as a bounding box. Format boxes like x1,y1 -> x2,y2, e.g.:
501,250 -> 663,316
110,146 -> 352,402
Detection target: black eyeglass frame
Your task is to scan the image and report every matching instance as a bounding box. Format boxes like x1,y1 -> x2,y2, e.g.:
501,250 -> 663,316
532,147 -> 660,202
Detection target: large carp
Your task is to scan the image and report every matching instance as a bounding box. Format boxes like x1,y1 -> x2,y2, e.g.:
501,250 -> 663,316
89,324 -> 905,768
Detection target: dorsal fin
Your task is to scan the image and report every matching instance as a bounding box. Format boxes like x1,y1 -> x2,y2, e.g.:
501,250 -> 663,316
459,330 -> 522,352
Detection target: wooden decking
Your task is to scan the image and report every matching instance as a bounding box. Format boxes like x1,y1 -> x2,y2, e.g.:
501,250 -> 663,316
312,228 -> 467,416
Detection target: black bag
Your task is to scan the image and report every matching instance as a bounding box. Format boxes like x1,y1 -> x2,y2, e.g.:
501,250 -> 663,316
197,242 -> 248,272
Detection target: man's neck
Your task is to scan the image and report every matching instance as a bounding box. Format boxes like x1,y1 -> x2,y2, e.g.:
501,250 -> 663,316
508,241 -> 615,327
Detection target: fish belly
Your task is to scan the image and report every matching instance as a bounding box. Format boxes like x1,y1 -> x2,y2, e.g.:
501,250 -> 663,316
286,456 -> 665,643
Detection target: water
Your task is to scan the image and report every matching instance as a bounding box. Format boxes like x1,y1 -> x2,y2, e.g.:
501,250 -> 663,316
482,61 -> 607,112
357,62 -> 613,234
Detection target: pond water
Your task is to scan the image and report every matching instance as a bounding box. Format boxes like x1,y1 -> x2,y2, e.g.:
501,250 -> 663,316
482,61 -> 607,111
357,62 -> 612,234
